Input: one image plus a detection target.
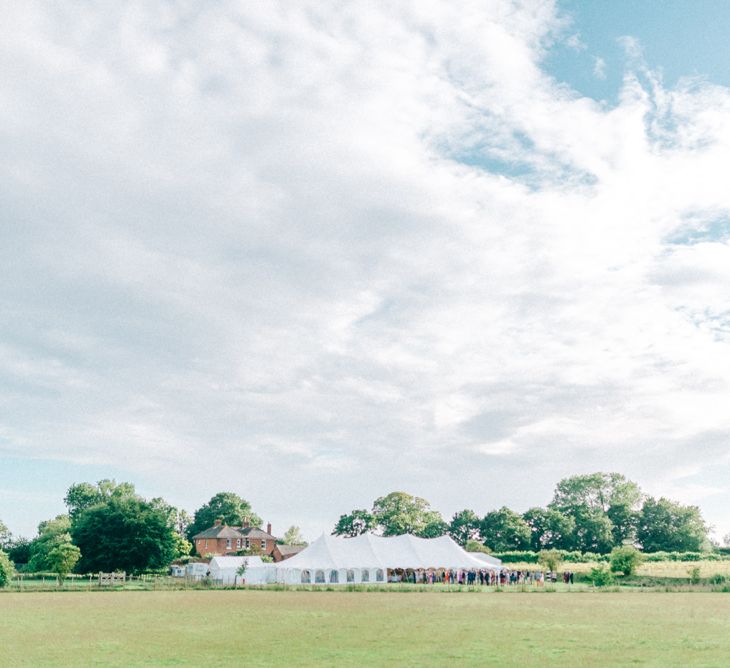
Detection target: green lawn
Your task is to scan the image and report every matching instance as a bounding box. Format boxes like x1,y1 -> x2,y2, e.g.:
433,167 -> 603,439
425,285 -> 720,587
2,590 -> 729,666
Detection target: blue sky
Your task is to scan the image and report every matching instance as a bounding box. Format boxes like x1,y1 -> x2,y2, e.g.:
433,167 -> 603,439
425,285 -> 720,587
2,1 -> 730,544
549,0 -> 730,103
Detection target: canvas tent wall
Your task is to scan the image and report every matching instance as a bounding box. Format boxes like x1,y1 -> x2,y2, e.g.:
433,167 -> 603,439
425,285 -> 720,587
275,533 -> 503,585
209,556 -> 276,585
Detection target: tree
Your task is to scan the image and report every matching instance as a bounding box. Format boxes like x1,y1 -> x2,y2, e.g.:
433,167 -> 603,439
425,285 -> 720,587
723,533 -> 730,548
0,549 -> 12,587
480,507 -> 531,552
187,492 -> 262,542
28,516 -> 73,572
281,526 -> 306,545
449,510 -> 482,546
372,492 -> 446,538
7,538 -> 31,565
522,507 -> 575,551
637,497 -> 708,552
0,519 -> 11,550
609,546 -> 643,576
72,496 -> 179,573
150,498 -> 192,558
332,510 -> 376,537
65,480 -> 138,521
538,549 -> 563,573
235,561 -> 247,586
550,472 -> 642,549
464,540 -> 492,554
569,507 -> 614,554
47,543 -> 81,585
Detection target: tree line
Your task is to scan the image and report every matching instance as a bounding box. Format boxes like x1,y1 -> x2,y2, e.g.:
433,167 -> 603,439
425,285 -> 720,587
0,471 -> 722,585
0,482 -> 292,581
332,472 -> 714,554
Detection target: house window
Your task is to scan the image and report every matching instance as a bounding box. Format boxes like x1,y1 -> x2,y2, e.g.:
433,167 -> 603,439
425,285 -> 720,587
315,570 -> 325,583
361,569 -> 370,583
347,569 -> 355,583
245,538 -> 250,549
204,540 -> 208,549
329,570 -> 339,583
301,570 -> 311,584
261,539 -> 266,550
376,569 -> 384,582
226,538 -> 231,548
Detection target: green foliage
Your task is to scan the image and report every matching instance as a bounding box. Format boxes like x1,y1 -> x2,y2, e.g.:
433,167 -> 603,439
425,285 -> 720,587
281,526 -> 306,546
332,510 -> 376,537
549,472 -> 641,552
522,507 -> 575,551
372,492 -> 446,538
610,546 -> 644,576
72,496 -> 179,574
0,549 -> 13,587
492,550 -> 539,563
464,540 -> 492,554
187,492 -> 261,541
637,497 -> 708,553
28,515 -> 73,572
590,565 -> 614,587
47,543 -> 81,585
64,480 -> 138,520
688,567 -> 701,585
449,510 -> 482,546
333,493 -> 446,538
538,549 -> 563,573
7,538 -> 31,565
0,519 -> 11,550
480,507 -> 531,551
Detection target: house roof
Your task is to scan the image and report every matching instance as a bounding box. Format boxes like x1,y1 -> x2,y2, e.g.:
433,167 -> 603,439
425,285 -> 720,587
277,544 -> 306,557
193,525 -> 244,540
193,524 -> 278,541
240,527 -> 277,541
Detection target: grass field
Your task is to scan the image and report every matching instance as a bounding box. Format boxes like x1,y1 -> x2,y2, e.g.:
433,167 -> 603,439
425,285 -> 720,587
506,559 -> 730,578
2,590 -> 730,666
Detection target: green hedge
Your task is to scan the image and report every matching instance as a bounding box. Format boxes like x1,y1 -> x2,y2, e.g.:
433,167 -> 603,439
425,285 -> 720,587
491,550 -> 725,564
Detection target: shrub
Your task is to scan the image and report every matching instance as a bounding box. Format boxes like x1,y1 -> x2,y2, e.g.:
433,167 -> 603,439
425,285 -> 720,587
610,546 -> 644,576
538,549 -> 563,573
493,551 -> 539,563
590,565 -> 614,587
688,567 -> 701,585
709,574 -> 727,585
0,550 -> 13,587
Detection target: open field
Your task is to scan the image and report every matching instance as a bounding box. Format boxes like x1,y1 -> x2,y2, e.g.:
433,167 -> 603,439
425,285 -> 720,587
506,559 -> 730,578
2,590 -> 730,666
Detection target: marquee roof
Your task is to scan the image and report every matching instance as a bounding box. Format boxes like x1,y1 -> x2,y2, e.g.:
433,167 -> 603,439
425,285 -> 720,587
275,533 -> 503,571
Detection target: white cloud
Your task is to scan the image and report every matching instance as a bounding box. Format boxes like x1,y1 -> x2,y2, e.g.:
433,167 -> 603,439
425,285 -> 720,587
1,0 -> 729,541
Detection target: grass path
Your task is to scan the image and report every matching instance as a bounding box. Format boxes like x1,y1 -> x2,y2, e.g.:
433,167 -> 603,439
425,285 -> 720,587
2,590 -> 730,666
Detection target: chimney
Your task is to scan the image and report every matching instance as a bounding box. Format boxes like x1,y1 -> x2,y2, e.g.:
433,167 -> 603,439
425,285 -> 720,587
214,519 -> 222,527
267,522 -> 272,536
243,518 -> 250,529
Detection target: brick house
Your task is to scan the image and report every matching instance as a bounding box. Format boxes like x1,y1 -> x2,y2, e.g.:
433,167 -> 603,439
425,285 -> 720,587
272,544 -> 306,562
193,520 -> 278,557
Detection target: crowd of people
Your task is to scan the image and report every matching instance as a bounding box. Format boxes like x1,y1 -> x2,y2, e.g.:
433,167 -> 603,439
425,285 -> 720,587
388,568 -> 576,586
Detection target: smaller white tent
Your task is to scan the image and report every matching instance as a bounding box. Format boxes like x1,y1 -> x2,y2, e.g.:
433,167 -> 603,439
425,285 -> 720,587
469,552 -> 503,568
209,556 -> 277,585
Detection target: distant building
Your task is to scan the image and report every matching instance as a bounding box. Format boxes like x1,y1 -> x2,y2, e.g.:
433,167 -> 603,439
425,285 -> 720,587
272,544 -> 306,562
193,519 -> 278,558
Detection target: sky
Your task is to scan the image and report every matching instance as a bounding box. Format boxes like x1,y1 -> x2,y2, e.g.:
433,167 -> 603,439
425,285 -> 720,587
2,0 -> 730,543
